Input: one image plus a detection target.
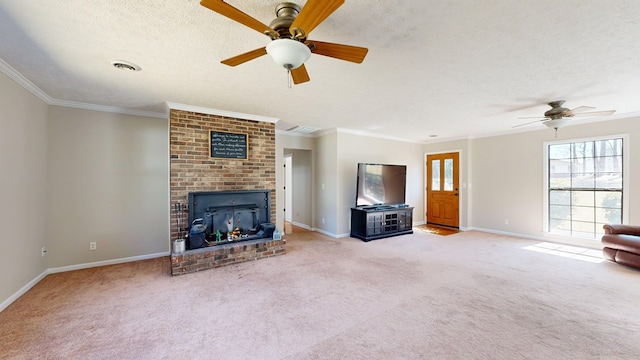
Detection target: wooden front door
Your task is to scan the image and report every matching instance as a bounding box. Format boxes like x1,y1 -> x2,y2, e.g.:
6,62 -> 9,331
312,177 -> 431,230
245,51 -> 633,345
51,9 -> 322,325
426,152 -> 459,228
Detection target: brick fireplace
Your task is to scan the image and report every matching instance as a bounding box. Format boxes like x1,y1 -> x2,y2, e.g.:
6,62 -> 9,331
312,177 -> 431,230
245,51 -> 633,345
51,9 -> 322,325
168,107 -> 282,275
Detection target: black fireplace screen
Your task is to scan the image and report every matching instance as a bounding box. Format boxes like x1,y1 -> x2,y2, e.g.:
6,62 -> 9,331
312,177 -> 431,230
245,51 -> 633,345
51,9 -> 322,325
187,190 -> 271,236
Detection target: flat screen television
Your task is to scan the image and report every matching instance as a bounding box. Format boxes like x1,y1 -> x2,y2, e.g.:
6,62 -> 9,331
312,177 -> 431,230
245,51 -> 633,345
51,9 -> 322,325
355,163 -> 407,207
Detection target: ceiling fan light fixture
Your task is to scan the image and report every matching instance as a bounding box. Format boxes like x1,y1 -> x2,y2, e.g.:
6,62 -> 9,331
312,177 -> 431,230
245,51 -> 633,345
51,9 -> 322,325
544,118 -> 570,129
266,38 -> 311,70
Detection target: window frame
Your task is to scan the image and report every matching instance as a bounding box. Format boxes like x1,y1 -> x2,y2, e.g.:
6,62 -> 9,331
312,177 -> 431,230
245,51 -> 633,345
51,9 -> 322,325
542,134 -> 630,240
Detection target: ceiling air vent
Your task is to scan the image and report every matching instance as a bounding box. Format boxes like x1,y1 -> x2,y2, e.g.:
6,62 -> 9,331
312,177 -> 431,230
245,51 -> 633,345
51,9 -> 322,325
286,125 -> 320,134
112,60 -> 141,72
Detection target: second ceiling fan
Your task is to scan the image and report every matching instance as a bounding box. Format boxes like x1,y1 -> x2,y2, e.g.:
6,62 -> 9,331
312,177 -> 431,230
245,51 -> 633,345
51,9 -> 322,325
514,100 -> 616,130
200,0 -> 368,85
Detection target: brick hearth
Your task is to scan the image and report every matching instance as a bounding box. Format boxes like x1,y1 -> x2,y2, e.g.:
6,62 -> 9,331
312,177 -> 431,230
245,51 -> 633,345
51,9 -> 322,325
171,238 -> 285,275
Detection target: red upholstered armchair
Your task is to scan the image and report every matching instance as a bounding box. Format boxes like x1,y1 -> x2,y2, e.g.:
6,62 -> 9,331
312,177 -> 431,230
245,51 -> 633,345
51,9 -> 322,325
601,224 -> 640,269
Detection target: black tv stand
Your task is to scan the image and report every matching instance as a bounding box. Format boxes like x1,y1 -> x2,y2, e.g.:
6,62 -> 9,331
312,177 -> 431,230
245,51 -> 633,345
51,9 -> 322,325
350,205 -> 413,242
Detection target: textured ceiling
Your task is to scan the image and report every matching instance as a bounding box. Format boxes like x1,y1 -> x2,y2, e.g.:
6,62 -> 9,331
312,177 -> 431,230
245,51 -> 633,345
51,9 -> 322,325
1,0 -> 640,142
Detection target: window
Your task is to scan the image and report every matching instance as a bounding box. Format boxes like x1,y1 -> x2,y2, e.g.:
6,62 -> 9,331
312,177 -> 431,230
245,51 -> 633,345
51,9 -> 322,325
431,160 -> 440,191
546,137 -> 624,239
431,158 -> 453,191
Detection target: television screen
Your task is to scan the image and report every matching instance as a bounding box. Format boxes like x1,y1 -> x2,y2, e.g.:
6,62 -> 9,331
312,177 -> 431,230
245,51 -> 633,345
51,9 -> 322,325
355,163 -> 406,207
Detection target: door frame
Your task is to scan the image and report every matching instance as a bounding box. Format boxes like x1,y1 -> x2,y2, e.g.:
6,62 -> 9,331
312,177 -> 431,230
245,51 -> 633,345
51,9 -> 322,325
424,150 -> 462,228
284,154 -> 293,223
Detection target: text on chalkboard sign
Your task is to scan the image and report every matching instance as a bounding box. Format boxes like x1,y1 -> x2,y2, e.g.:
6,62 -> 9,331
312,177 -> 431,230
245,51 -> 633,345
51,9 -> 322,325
209,131 -> 248,159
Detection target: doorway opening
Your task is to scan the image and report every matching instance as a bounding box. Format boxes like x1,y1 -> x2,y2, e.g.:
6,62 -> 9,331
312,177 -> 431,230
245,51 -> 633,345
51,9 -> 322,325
283,149 -> 313,234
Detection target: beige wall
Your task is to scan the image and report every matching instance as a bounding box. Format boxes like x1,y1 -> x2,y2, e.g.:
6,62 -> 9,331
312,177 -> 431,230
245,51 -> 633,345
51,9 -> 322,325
314,132 -> 339,235
428,116 -> 640,244
336,131 -> 425,236
0,73 -> 48,308
46,106 -> 169,267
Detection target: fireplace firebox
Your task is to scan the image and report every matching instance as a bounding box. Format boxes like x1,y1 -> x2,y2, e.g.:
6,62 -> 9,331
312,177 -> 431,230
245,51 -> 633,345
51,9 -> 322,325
186,190 -> 274,249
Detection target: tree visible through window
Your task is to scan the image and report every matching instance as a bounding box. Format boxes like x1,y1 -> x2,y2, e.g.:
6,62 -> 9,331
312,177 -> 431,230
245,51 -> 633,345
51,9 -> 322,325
547,137 -> 623,239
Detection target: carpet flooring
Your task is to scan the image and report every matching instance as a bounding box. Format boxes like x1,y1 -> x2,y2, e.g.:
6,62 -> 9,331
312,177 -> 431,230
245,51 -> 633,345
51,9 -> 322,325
1,228 -> 639,359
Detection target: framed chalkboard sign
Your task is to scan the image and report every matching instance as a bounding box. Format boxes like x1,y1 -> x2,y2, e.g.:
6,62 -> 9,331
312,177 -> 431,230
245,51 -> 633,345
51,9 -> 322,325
209,131 -> 248,159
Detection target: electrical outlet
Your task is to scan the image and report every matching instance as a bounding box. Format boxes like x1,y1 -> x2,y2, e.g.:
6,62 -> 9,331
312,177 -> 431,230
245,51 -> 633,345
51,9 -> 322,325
89,242 -> 97,251
322,218 -> 325,224
41,246 -> 47,257
504,219 -> 509,225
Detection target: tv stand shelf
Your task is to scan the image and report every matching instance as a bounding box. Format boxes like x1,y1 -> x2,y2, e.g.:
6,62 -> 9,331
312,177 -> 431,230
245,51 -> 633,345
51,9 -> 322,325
350,205 -> 413,242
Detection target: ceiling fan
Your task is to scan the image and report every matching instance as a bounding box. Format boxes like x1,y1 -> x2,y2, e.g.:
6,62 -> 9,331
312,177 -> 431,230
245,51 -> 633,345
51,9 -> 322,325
200,0 -> 368,85
514,100 -> 616,130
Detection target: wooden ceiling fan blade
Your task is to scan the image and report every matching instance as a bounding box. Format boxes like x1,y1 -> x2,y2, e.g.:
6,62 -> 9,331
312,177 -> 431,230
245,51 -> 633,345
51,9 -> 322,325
200,0 -> 274,36
289,0 -> 344,37
221,47 -> 267,66
291,64 -> 310,84
572,110 -> 616,117
513,119 -> 544,128
570,106 -> 596,113
308,40 -> 368,63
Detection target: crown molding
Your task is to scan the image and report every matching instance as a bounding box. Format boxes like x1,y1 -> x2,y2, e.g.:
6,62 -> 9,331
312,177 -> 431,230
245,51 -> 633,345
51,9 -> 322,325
167,102 -> 279,123
1,58 -> 167,118
309,127 -> 425,144
50,99 -> 166,119
335,128 -> 424,144
0,58 -> 53,103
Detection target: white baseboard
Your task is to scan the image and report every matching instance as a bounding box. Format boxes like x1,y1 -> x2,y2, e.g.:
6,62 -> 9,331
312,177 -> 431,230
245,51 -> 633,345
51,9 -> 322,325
312,228 -> 339,238
1,251 -> 170,313
0,270 -> 49,313
291,223 -> 351,238
290,221 -> 311,231
468,227 -> 543,240
47,252 -> 170,274
467,227 -> 602,250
